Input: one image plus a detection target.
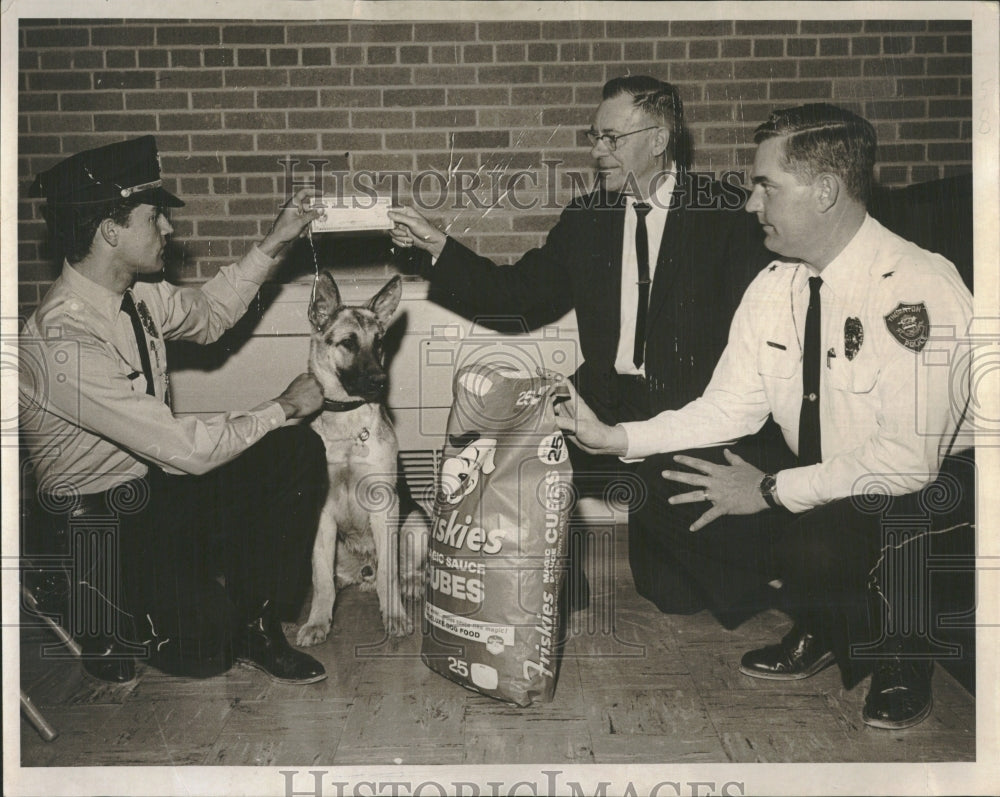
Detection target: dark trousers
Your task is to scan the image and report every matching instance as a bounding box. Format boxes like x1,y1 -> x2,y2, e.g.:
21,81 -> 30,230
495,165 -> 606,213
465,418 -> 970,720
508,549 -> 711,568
562,374 -> 664,608
629,422 -> 795,625
631,439 -> 975,682
32,425 -> 327,677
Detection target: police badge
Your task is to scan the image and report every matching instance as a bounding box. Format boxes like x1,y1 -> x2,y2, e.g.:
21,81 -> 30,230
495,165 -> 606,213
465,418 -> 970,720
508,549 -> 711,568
135,299 -> 160,340
844,317 -> 864,360
884,302 -> 929,352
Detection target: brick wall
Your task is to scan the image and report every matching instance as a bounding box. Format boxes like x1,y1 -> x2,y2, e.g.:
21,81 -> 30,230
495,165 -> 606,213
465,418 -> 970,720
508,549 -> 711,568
17,18 -> 972,315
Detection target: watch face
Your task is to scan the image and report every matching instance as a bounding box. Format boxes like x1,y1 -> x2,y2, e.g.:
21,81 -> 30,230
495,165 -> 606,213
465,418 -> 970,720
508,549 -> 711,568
760,474 -> 778,506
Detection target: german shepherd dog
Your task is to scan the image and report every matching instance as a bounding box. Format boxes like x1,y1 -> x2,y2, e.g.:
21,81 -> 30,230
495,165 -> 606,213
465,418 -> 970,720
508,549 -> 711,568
296,272 -> 429,645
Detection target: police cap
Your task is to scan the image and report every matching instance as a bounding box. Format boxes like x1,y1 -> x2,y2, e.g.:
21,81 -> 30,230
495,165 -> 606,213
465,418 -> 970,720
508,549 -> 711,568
29,135 -> 184,214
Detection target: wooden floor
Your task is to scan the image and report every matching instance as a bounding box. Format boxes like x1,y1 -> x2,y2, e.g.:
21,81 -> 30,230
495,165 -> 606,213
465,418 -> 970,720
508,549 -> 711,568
19,523 -> 975,766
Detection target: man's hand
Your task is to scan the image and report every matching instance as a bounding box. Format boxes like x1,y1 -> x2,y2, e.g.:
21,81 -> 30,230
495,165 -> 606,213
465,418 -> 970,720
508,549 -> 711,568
387,206 -> 447,259
259,188 -> 327,259
662,449 -> 769,532
274,373 -> 324,420
551,379 -> 628,456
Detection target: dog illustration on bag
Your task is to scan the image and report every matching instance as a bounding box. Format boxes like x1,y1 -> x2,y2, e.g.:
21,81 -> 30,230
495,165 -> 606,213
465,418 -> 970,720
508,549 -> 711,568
438,437 -> 497,505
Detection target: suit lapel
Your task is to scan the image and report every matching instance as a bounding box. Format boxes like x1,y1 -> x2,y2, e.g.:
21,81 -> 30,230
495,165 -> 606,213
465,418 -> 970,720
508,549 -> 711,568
601,192 -> 627,336
645,176 -> 689,329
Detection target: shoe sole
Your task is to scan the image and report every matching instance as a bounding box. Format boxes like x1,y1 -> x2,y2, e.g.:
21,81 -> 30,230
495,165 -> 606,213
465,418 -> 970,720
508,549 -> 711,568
237,658 -> 328,685
862,696 -> 933,730
739,651 -> 836,680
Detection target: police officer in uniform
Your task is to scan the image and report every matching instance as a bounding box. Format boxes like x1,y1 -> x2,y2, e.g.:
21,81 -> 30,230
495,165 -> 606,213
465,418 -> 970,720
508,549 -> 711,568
552,104 -> 973,729
20,136 -> 330,684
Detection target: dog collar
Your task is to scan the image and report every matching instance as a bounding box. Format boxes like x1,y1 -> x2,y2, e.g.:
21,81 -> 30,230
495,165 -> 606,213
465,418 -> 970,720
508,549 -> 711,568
322,398 -> 368,412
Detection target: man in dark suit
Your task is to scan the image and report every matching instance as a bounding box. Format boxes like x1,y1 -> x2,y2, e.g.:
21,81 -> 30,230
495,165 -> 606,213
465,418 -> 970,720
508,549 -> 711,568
389,75 -> 773,616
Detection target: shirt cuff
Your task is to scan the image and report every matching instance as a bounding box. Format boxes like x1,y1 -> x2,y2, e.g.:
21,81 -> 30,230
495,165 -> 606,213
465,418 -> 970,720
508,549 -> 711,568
250,400 -> 288,428
774,467 -> 814,514
240,245 -> 280,283
618,421 -> 647,461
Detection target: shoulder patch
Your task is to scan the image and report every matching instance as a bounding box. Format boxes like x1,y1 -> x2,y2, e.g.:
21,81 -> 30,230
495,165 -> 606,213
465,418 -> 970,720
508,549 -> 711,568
884,302 -> 929,352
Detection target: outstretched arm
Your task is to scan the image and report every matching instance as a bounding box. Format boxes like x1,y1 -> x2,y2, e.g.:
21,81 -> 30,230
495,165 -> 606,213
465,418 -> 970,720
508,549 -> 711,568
552,379 -> 629,456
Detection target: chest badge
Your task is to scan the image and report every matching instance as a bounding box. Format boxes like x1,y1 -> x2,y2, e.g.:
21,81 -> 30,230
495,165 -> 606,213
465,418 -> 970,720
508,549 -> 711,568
135,299 -> 160,339
844,317 -> 864,361
884,302 -> 930,353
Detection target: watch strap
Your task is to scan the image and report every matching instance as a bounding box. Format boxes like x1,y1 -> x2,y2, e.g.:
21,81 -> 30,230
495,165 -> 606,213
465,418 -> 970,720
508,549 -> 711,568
760,473 -> 780,509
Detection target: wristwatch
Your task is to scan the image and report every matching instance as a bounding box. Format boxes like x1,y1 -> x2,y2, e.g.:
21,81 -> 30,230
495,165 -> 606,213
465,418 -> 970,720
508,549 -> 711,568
760,473 -> 780,509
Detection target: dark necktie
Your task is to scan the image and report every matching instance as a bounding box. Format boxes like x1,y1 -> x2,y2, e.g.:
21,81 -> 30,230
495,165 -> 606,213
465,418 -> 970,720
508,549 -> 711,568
632,201 -> 652,369
798,276 -> 823,465
121,289 -> 156,398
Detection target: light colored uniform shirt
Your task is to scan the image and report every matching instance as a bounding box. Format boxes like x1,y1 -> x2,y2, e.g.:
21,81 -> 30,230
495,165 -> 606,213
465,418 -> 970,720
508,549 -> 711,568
615,173 -> 676,376
620,214 -> 973,513
19,246 -> 287,495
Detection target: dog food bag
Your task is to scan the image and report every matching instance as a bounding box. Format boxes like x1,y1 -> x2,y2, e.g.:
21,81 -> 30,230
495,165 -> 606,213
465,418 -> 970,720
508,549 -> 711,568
421,364 -> 573,706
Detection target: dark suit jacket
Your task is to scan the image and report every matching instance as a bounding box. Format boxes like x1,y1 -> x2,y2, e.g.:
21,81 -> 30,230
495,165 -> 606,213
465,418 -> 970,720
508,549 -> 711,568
425,172 -> 773,424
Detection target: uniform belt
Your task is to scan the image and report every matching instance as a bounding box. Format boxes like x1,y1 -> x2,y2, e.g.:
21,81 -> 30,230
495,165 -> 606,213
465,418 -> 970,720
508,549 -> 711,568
41,478 -> 146,518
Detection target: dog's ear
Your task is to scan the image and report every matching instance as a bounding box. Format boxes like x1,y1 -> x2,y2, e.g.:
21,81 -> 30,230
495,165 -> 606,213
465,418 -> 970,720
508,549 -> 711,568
367,275 -> 402,328
308,271 -> 342,331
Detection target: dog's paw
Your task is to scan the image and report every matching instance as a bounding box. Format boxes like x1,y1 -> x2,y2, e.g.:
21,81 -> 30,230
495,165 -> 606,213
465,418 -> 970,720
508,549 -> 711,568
383,611 -> 414,637
295,621 -> 331,647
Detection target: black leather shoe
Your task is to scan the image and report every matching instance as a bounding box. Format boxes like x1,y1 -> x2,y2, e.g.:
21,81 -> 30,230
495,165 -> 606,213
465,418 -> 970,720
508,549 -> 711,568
862,657 -> 933,729
238,610 -> 326,685
80,636 -> 137,684
740,625 -> 835,680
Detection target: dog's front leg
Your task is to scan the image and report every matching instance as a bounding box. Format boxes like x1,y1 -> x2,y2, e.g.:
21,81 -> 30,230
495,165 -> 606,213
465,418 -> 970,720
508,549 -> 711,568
372,497 -> 411,636
296,505 -> 338,647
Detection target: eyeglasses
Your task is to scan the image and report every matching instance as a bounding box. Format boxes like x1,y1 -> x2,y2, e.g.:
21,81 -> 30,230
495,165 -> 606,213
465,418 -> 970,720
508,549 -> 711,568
585,126 -> 659,151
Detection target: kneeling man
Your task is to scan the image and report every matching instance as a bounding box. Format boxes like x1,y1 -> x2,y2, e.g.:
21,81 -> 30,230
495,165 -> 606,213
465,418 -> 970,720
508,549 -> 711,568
553,104 -> 973,728
20,136 -> 329,684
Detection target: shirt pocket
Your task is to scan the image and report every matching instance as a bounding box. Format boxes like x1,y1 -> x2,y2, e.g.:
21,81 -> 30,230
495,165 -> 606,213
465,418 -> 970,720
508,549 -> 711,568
826,353 -> 880,394
757,340 -> 798,380
126,371 -> 150,395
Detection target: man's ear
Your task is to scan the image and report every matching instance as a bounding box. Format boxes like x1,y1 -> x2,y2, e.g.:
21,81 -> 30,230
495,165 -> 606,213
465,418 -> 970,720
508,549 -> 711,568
652,126 -> 669,160
815,173 -> 840,212
99,218 -> 119,247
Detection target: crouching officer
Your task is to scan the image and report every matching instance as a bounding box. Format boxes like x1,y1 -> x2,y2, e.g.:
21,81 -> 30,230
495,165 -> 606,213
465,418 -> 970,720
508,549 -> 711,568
19,136 -> 329,684
553,104 -> 974,729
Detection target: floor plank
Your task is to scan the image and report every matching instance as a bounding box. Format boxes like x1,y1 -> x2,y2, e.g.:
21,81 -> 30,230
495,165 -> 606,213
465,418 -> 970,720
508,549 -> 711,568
19,523 -> 976,767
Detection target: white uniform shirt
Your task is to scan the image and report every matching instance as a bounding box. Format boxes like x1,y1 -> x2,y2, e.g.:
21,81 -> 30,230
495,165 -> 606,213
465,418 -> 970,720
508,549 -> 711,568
19,246 -> 287,494
620,214 -> 973,513
614,173 -> 676,375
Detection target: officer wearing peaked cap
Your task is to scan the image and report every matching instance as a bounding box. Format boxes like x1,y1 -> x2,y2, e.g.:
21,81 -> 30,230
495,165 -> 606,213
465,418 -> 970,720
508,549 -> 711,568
20,136 -> 331,685
553,104 -> 974,730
